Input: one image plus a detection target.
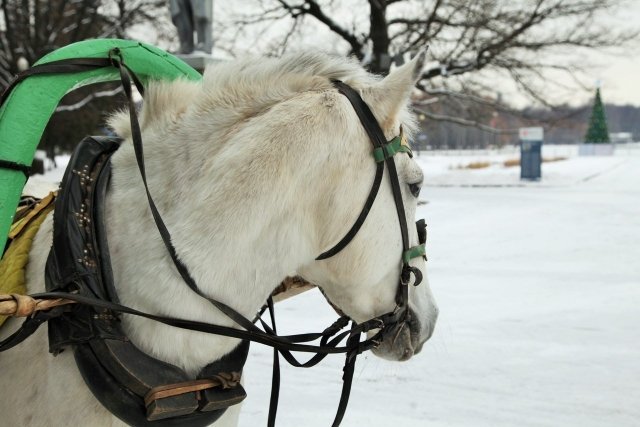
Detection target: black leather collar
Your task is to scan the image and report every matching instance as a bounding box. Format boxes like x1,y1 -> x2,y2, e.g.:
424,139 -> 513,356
44,135 -> 250,426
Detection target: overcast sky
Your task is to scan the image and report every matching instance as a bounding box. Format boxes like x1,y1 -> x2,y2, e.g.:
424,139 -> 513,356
576,2 -> 640,106
595,52 -> 640,106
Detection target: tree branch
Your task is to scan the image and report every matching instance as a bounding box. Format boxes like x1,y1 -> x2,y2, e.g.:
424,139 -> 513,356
300,0 -> 364,57
55,86 -> 123,113
414,106 -> 518,134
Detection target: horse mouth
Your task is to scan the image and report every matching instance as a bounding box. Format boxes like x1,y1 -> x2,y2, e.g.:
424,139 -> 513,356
308,284 -> 435,361
371,308 -> 427,362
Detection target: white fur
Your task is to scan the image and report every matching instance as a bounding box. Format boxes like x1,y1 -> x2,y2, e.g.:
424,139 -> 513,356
0,51 -> 437,426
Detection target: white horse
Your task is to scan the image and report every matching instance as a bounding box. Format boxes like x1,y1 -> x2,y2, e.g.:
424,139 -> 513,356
0,51 -> 438,426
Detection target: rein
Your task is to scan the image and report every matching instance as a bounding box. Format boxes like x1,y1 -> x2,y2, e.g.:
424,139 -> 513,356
0,50 -> 427,426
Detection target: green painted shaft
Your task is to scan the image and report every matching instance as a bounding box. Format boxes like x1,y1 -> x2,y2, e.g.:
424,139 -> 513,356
0,39 -> 202,254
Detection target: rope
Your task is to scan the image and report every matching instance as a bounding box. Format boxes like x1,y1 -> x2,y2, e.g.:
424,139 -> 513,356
0,293 -> 75,317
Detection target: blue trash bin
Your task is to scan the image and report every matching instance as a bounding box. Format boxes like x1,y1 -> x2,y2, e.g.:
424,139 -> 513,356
520,140 -> 541,180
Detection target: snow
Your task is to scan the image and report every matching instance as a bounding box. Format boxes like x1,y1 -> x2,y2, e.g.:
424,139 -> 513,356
413,144 -> 630,187
23,144 -> 640,426
238,144 -> 640,426
22,154 -> 69,197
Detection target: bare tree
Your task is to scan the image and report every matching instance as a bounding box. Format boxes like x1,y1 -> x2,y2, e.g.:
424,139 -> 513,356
215,0 -> 638,132
0,0 -> 172,88
0,0 -> 172,157
0,0 -> 101,86
98,0 -> 174,44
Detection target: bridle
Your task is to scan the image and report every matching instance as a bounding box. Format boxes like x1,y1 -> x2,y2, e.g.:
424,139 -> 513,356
319,80 -> 426,283
0,50 -> 427,426
315,79 -> 427,332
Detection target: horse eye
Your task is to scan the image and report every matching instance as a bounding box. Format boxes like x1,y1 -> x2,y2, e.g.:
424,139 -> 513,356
408,183 -> 421,198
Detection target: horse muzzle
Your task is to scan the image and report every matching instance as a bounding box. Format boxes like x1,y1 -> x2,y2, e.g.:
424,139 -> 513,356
371,306 -> 437,361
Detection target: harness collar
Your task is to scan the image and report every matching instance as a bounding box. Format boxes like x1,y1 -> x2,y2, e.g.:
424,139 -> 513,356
44,135 -> 249,426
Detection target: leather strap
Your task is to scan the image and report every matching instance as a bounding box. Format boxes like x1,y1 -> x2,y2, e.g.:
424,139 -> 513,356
4,290 -> 381,354
317,80 -> 411,267
0,159 -> 30,177
315,161 -> 383,260
265,297 -> 280,427
144,373 -> 241,407
0,57 -> 114,106
328,81 -> 413,269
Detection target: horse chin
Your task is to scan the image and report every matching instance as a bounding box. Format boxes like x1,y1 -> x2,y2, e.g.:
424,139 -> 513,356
370,308 -> 424,362
313,286 -> 429,361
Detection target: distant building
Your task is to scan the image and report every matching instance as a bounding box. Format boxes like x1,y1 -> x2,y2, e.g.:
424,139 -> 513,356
609,132 -> 633,144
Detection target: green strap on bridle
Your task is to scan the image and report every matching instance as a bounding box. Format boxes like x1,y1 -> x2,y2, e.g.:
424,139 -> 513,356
372,135 -> 412,163
373,130 -> 421,263
402,244 -> 426,263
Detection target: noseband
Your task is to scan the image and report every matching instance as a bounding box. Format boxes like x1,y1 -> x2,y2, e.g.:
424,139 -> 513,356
0,51 -> 427,426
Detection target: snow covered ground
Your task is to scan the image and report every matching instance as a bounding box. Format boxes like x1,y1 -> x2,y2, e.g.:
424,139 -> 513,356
414,144 -> 637,187
26,144 -> 640,426
238,144 -> 640,426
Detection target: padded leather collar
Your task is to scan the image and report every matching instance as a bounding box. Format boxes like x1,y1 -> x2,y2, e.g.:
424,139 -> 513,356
45,135 -> 250,426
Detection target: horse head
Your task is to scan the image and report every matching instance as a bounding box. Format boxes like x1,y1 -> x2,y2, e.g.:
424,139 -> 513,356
105,50 -> 437,371
297,51 -> 438,362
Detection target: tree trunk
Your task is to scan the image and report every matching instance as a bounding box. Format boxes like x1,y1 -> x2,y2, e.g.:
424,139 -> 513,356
368,0 -> 390,75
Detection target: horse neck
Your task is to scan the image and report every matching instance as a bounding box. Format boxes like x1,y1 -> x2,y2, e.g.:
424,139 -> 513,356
104,131 -> 320,375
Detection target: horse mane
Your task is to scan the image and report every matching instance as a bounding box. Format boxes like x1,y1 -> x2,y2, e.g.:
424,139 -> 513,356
109,52 -> 381,139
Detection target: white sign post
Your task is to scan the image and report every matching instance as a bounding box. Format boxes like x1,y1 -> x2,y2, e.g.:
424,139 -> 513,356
519,127 -> 544,141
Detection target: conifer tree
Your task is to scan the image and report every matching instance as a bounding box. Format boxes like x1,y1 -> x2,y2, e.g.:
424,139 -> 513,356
585,88 -> 610,143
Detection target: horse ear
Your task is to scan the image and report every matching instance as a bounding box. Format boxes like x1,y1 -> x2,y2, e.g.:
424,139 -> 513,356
365,49 -> 427,131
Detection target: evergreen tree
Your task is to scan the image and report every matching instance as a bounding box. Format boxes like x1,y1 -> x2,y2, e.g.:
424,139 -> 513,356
585,88 -> 610,143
